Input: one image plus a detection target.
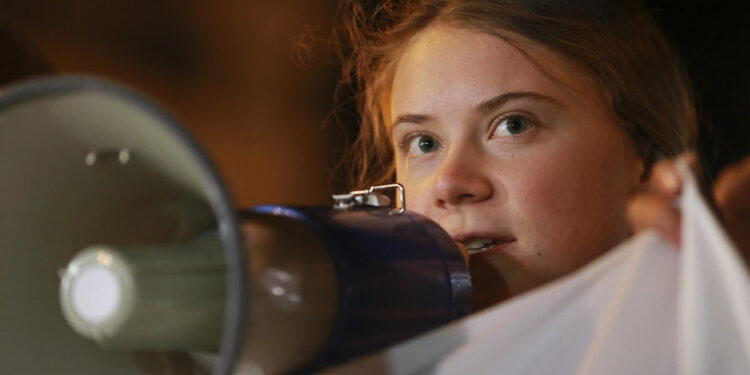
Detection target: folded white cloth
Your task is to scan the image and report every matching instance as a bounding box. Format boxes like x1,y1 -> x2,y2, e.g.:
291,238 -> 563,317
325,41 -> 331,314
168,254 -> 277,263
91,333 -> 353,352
322,167 -> 750,375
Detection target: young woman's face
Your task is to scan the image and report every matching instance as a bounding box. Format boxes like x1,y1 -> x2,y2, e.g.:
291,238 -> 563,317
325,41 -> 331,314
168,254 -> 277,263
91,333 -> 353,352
389,25 -> 644,306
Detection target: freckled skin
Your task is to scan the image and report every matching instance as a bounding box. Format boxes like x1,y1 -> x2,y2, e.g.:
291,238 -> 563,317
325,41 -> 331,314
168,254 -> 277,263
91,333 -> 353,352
389,25 -> 645,307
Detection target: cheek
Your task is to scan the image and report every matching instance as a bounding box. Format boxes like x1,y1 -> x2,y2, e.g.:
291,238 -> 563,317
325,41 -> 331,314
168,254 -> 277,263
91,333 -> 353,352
397,154 -> 447,217
505,137 -> 635,270
399,171 -> 432,214
508,160 -> 576,237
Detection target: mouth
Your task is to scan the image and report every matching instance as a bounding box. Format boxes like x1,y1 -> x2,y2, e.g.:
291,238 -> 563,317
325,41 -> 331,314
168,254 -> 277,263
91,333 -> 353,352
454,233 -> 515,256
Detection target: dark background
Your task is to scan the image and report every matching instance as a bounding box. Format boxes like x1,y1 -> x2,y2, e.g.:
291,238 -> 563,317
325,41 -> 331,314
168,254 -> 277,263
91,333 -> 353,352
0,0 -> 747,206
646,1 -> 749,181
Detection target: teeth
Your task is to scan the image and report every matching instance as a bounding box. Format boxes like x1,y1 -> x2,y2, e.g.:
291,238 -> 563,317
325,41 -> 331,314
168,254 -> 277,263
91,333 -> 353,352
466,238 -> 494,249
465,238 -> 497,255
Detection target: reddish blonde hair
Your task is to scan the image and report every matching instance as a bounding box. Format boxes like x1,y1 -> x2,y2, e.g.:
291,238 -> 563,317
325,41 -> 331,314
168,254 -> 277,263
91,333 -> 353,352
336,0 -> 697,189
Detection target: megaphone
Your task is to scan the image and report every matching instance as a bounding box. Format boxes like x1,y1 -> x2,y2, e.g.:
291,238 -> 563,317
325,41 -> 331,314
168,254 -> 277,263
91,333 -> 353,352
0,76 -> 471,374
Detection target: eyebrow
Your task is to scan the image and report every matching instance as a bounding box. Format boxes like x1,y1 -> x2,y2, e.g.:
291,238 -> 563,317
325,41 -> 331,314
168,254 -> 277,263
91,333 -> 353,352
476,91 -> 560,114
391,91 -> 561,129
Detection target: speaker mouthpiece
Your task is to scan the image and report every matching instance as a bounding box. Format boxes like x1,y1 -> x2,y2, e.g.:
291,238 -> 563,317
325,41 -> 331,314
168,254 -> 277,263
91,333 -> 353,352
59,234 -> 226,351
70,263 -> 122,324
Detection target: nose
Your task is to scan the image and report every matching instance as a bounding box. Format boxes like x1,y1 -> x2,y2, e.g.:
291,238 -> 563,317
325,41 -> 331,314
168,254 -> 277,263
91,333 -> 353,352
432,147 -> 493,207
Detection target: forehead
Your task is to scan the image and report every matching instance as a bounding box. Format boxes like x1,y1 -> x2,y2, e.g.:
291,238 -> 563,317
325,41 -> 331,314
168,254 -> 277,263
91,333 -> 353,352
389,24 -> 607,123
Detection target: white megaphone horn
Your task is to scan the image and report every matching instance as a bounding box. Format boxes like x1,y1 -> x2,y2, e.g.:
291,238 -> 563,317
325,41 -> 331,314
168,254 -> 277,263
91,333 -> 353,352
0,76 -> 471,374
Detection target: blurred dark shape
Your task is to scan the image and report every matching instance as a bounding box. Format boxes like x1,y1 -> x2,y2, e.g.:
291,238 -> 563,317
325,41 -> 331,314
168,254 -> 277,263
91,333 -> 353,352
0,0 -> 200,83
105,1 -> 201,79
0,25 -> 53,85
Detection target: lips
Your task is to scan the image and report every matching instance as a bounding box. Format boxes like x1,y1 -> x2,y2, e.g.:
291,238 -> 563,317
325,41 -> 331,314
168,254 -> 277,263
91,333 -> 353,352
453,232 -> 515,256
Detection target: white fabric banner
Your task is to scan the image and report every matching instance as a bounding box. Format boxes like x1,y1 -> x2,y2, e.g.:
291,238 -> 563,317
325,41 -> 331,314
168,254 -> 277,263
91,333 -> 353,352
322,169 -> 750,375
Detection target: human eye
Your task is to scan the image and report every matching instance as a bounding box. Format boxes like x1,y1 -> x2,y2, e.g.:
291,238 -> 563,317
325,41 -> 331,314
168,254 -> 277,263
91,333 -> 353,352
490,114 -> 536,139
399,133 -> 442,157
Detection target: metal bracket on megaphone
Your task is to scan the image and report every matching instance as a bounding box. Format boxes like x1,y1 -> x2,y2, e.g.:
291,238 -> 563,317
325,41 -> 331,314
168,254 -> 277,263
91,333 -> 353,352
331,183 -> 405,214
